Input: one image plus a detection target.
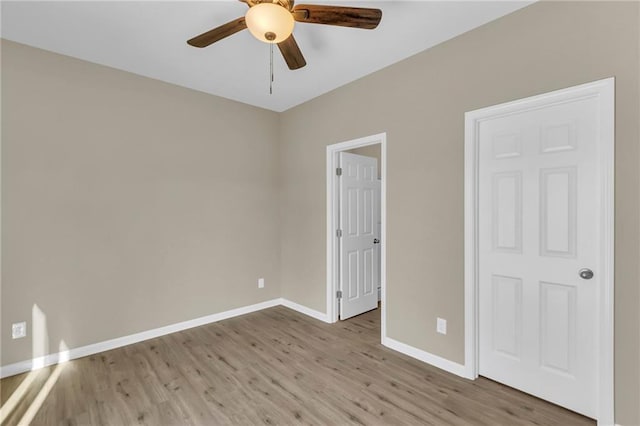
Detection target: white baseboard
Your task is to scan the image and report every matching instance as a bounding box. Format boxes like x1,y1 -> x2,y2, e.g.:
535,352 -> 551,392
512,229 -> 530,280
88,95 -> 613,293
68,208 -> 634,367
8,299 -> 470,382
382,336 -> 471,379
279,298 -> 330,323
0,298 -> 281,379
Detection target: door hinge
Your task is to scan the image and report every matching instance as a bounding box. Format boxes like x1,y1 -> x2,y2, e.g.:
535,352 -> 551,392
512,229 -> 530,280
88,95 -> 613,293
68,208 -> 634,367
336,290 -> 343,299
336,229 -> 342,238
336,167 -> 342,176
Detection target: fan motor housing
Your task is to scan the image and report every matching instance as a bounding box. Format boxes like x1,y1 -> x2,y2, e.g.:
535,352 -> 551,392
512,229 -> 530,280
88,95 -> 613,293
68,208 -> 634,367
246,0 -> 293,11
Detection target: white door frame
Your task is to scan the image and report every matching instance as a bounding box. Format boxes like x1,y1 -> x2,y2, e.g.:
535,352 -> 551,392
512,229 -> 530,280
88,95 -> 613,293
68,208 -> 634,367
464,78 -> 615,425
326,133 -> 387,339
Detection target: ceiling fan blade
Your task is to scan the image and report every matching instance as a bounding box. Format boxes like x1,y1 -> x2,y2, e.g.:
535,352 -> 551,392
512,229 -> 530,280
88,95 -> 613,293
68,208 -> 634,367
278,35 -> 307,70
187,17 -> 247,48
292,5 -> 382,29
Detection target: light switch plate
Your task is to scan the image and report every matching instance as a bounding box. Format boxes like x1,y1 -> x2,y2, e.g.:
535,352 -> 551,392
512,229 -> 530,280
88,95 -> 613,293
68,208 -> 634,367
436,318 -> 447,335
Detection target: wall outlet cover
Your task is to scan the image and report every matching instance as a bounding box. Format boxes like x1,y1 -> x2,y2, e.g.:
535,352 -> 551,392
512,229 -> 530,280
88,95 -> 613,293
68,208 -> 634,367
258,278 -> 265,289
436,318 -> 447,335
12,322 -> 27,339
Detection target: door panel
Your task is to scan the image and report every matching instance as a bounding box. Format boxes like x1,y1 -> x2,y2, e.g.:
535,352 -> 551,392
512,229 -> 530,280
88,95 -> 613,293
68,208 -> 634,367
540,167 -> 577,257
539,281 -> 576,376
492,172 -> 522,252
478,95 -> 599,418
492,275 -> 522,359
339,152 -> 379,320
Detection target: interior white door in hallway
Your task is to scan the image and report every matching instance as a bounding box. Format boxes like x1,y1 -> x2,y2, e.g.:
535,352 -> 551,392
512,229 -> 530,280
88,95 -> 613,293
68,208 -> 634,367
339,152 -> 379,320
477,89 -> 607,418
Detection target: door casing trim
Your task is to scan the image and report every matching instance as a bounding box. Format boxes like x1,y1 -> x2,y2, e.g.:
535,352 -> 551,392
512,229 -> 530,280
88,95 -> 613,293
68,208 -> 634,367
326,133 -> 387,340
463,78 -> 615,425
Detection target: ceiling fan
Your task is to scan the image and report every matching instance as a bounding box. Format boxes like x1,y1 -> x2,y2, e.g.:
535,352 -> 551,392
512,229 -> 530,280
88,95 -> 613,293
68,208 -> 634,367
187,0 -> 383,70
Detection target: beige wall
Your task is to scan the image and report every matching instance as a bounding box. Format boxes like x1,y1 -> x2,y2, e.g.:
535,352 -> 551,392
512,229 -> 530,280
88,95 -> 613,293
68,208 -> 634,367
279,2 -> 639,424
1,40 -> 281,366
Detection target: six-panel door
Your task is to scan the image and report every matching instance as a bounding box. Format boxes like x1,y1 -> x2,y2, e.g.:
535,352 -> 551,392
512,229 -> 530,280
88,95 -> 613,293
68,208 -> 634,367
339,152 -> 379,320
478,96 -> 599,418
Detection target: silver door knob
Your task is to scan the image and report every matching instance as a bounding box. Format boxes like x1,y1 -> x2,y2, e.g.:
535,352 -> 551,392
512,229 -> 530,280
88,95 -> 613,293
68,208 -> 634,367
579,268 -> 594,280
373,238 -> 380,244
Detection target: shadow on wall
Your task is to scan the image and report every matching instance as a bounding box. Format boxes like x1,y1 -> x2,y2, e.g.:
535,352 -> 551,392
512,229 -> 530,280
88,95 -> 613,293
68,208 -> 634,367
0,304 -> 68,424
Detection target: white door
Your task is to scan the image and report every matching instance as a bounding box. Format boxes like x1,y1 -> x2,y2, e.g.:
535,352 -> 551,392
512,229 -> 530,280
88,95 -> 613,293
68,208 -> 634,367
478,91 -> 603,417
339,152 -> 379,320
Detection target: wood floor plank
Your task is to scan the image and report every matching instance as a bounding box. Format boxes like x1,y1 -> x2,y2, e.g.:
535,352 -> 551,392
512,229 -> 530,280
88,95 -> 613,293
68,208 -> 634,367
1,306 -> 594,425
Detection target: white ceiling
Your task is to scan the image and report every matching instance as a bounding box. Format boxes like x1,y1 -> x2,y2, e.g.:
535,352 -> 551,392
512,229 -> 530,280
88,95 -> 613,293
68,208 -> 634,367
1,1 -> 532,112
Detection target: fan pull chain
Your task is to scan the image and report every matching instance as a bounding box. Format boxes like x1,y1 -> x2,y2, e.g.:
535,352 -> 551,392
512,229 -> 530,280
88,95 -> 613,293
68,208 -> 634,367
269,43 -> 274,95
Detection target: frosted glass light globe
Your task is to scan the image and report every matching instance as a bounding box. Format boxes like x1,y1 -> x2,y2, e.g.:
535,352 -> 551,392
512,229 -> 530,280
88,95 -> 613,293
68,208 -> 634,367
245,3 -> 295,44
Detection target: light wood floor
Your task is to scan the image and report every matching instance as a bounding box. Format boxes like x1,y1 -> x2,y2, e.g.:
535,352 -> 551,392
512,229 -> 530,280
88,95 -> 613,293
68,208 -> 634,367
1,306 -> 594,426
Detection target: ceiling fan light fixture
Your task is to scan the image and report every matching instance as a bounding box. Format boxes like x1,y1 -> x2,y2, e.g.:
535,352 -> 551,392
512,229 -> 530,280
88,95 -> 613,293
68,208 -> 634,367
245,3 -> 295,44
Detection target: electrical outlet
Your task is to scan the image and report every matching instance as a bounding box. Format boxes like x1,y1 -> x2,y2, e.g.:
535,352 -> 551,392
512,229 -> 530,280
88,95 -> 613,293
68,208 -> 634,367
12,322 -> 27,339
258,278 -> 265,289
436,318 -> 447,335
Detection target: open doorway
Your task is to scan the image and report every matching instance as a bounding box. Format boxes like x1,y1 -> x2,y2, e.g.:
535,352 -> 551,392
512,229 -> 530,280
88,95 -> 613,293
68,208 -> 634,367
326,133 -> 386,340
